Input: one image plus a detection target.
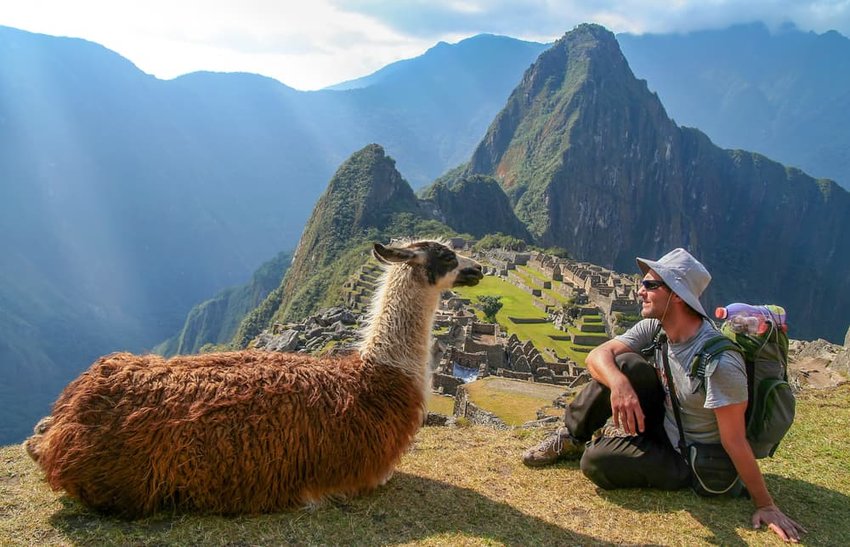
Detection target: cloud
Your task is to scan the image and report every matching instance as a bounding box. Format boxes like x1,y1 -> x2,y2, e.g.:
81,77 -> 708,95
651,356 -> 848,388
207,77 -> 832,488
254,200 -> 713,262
0,0 -> 436,89
2,0 -> 848,90
329,0 -> 850,39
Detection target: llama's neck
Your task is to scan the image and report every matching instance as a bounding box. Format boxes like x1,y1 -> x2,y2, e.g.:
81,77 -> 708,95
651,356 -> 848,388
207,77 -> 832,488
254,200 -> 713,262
359,266 -> 440,378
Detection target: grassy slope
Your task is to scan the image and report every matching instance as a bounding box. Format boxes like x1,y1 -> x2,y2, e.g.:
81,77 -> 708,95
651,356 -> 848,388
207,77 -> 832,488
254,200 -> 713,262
455,274 -> 599,364
2,385 -> 848,545
466,377 -> 566,425
426,393 -> 456,416
454,276 -> 577,361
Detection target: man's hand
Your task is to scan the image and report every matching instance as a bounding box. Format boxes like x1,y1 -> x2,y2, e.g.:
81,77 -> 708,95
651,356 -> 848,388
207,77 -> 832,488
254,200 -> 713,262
753,504 -> 806,543
610,380 -> 644,435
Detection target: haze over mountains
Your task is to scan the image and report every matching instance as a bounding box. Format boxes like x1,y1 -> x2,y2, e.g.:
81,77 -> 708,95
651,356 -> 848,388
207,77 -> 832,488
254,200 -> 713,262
0,26 -> 544,443
618,23 -> 850,189
2,22 -> 849,443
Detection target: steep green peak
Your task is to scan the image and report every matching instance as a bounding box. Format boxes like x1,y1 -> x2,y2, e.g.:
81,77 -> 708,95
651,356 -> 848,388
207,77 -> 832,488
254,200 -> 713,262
322,143 -> 418,228
515,23 -> 628,101
468,22 -> 667,195
259,143 -> 429,327
419,173 -> 532,240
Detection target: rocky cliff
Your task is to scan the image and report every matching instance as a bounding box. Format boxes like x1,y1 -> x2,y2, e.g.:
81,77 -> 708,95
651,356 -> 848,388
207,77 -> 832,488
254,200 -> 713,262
419,174 -> 531,239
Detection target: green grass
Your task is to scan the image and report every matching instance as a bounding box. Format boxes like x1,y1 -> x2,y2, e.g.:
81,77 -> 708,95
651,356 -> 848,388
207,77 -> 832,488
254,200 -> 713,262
510,267 -> 537,287
517,265 -> 548,283
561,344 -> 599,363
517,266 -> 572,306
465,377 -> 566,426
4,385 -> 848,545
427,393 -> 456,416
455,276 -> 581,362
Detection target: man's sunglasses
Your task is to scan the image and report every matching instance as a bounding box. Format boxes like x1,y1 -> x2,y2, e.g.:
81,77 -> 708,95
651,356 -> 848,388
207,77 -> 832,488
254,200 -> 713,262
641,279 -> 667,291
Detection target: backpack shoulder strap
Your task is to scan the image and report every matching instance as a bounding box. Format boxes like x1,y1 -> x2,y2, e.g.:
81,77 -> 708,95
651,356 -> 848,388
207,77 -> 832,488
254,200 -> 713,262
639,322 -> 666,361
689,335 -> 743,380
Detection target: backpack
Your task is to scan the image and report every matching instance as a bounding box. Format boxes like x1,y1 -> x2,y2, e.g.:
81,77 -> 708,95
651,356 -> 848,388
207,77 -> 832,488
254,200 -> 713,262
689,320 -> 795,458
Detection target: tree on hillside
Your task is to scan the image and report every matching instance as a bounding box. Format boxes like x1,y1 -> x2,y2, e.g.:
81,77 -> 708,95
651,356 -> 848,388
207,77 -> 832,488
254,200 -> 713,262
474,233 -> 526,251
538,246 -> 571,259
478,295 -> 503,322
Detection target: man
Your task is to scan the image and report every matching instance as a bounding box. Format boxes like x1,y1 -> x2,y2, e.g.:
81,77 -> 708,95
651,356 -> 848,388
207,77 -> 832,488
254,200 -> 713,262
522,248 -> 805,543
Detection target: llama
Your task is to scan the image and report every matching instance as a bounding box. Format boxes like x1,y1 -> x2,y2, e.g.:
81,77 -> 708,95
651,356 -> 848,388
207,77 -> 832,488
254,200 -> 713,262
24,239 -> 483,518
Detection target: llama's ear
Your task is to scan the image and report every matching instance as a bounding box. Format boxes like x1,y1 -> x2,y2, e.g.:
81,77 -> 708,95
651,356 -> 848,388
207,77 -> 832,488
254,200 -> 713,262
373,243 -> 416,264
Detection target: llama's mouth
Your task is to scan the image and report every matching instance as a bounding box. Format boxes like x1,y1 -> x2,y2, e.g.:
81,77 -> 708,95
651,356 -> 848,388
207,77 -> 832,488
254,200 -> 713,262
454,267 -> 484,287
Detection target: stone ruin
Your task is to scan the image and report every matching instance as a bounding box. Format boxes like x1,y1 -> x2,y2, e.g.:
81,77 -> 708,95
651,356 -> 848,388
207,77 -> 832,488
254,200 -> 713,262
253,306 -> 360,355
499,333 -> 590,387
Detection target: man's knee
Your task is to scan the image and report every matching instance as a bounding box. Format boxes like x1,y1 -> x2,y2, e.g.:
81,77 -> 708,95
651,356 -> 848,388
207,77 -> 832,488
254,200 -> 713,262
614,353 -> 658,386
579,439 -> 622,490
579,436 -> 689,491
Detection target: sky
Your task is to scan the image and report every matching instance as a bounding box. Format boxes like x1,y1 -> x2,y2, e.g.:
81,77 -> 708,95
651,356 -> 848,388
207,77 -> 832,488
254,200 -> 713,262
1,0 -> 849,90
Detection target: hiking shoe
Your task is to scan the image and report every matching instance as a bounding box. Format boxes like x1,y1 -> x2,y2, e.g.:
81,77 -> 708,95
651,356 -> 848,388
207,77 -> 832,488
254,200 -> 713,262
522,427 -> 584,467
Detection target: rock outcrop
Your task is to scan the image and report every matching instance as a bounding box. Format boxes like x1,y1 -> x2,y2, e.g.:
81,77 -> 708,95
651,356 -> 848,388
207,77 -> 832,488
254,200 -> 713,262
788,335 -> 850,389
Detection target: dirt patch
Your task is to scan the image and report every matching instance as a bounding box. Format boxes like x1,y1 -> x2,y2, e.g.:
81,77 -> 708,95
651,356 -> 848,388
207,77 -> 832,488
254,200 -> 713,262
472,333 -> 495,345
478,377 -> 566,399
0,473 -> 21,487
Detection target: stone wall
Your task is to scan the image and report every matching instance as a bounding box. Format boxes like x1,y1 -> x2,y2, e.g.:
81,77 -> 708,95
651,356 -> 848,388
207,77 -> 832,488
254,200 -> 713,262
432,373 -> 464,397
453,384 -> 509,429
463,340 -> 507,369
571,333 -> 609,346
508,317 -> 549,324
471,322 -> 497,335
498,369 -> 534,381
448,347 -> 489,369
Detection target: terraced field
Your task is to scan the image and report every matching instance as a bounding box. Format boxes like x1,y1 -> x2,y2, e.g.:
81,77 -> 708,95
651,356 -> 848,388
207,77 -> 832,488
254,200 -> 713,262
454,270 -> 608,365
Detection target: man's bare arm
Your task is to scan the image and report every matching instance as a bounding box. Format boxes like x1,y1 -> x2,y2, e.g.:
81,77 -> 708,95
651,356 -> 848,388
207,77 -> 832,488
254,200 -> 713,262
715,403 -> 806,543
585,339 -> 645,434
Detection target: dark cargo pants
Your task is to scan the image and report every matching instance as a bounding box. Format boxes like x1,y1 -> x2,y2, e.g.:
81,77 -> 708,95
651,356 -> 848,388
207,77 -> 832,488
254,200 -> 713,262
565,353 -> 691,490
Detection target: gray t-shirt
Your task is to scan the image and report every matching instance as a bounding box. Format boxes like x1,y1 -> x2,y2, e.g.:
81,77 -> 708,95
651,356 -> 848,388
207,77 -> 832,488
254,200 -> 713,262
616,318 -> 747,448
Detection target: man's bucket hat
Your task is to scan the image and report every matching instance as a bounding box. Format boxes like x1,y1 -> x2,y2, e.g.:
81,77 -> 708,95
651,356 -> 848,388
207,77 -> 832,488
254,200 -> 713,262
636,248 -> 711,318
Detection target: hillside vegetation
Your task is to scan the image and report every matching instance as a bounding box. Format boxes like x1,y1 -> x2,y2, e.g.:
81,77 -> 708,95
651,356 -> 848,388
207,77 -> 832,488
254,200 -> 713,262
3,385 -> 848,545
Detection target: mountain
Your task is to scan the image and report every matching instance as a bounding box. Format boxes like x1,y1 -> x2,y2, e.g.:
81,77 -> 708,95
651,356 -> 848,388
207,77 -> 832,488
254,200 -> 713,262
317,34 -> 549,185
155,250 -> 292,356
461,24 -> 850,343
326,34 -> 548,92
231,144 -> 535,347
233,144 -> 460,346
617,23 -> 850,190
0,26 -> 543,443
419,174 -> 531,239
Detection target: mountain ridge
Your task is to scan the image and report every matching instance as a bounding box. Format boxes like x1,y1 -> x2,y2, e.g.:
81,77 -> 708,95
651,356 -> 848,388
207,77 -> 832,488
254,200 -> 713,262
618,22 -> 850,189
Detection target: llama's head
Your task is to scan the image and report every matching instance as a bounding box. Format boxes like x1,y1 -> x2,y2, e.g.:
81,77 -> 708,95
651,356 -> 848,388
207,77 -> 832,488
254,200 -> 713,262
372,240 -> 483,290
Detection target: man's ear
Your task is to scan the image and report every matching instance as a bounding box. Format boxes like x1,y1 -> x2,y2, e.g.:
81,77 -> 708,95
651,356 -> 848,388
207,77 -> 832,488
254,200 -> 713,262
373,243 -> 416,264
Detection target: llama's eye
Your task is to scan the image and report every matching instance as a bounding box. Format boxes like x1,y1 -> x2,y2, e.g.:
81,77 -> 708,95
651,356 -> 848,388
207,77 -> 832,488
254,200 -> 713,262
440,253 -> 458,269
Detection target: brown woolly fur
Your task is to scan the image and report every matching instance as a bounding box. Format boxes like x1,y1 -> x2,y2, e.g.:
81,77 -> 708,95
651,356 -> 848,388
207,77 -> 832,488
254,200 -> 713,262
25,240 -> 482,518
29,351 -> 424,518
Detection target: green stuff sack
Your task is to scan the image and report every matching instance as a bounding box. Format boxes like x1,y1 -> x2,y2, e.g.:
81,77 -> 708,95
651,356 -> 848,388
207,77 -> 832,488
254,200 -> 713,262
692,321 -> 795,458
